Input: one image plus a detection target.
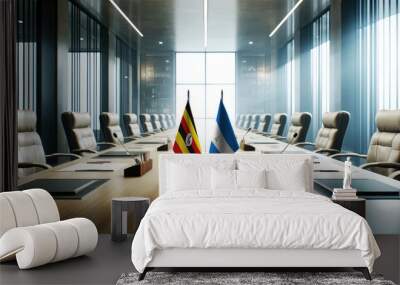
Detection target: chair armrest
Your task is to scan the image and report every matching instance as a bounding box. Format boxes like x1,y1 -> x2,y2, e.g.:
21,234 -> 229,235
314,148 -> 341,155
389,171 -> 400,180
294,142 -> 316,148
18,162 -> 51,169
361,162 -> 400,170
45,153 -> 81,160
330,152 -> 368,159
72,148 -> 97,155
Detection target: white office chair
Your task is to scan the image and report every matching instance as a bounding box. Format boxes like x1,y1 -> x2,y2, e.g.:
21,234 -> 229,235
0,189 -> 98,269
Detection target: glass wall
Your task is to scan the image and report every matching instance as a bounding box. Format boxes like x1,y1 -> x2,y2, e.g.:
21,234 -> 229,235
310,11 -> 330,136
16,0 -> 37,111
115,37 -> 137,132
236,53 -> 270,115
140,53 -> 175,115
176,53 -> 236,151
68,1 -> 105,135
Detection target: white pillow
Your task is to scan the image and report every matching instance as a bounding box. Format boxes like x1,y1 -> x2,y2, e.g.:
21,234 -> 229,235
237,155 -> 313,192
236,169 -> 267,189
168,162 -> 210,191
266,161 -> 308,191
211,168 -> 236,190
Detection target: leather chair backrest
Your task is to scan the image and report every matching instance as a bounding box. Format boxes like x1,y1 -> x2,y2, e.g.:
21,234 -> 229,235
123,113 -> 141,137
140,114 -> 154,133
243,114 -> 252,129
237,114 -> 244,128
151,114 -> 162,131
166,114 -> 174,128
62,112 -> 97,152
366,110 -> 400,176
249,114 -> 260,129
270,113 -> 287,136
257,114 -> 271,132
159,114 -> 168,129
0,189 -> 60,237
315,111 -> 350,151
17,110 -> 46,176
287,112 -> 312,144
99,112 -> 124,143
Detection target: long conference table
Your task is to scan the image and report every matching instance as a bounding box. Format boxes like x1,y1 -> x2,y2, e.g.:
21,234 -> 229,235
18,127 -> 400,234
237,128 -> 400,235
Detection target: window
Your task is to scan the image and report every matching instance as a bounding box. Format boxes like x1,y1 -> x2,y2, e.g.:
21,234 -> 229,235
68,1 -> 105,134
311,11 -> 330,134
115,38 -> 137,127
286,40 -> 296,115
357,0 -> 400,150
16,0 -> 37,111
176,53 -> 236,151
375,4 -> 400,110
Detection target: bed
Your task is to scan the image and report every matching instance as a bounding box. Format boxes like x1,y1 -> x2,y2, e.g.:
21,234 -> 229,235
131,154 -> 380,280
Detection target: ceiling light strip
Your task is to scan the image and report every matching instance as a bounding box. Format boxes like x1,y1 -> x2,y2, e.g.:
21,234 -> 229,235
269,0 -> 303,38
108,0 -> 144,37
204,0 -> 208,47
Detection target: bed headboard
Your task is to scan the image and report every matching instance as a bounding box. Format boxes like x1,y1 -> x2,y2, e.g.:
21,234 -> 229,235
158,153 -> 314,196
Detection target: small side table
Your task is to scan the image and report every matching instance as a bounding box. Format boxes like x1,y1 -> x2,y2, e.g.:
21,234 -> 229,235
332,198 -> 366,218
111,197 -> 150,242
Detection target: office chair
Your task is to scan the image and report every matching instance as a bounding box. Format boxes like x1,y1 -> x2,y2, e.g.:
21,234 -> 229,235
140,114 -> 156,134
150,114 -> 162,132
18,110 -> 80,176
262,113 -> 287,136
273,112 -> 312,144
243,114 -> 252,129
236,114 -> 244,128
123,113 -> 142,138
159,114 -> 169,130
331,110 -> 400,179
249,114 -> 260,130
255,114 -> 272,133
295,111 -> 350,155
100,112 -> 134,144
62,112 -> 116,155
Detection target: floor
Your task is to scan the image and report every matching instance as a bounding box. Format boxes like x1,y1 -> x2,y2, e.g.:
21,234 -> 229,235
1,235 -> 399,285
0,235 -> 134,285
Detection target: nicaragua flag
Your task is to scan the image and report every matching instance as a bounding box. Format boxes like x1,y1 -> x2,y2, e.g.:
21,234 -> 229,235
209,92 -> 239,153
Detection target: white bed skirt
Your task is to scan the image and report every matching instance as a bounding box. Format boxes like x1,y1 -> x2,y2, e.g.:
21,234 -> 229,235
148,248 -> 366,268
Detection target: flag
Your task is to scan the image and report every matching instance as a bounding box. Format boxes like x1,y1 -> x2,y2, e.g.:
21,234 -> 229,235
209,92 -> 239,153
173,92 -> 202,153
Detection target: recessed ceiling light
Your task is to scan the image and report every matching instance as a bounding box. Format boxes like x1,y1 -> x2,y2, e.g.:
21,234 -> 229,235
248,41 -> 254,45
124,75 -> 129,79
242,60 -> 247,63
158,41 -> 164,45
165,59 -> 170,63
108,0 -> 144,37
80,37 -> 84,41
269,0 -> 303,38
18,20 -> 23,24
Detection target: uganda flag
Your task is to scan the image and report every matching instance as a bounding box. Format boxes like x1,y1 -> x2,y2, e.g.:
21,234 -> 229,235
173,96 -> 202,153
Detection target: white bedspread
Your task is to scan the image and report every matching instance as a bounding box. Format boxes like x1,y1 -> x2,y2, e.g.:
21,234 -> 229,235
131,190 -> 380,272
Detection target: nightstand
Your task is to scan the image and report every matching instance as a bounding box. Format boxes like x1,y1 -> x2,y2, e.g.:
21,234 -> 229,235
332,198 -> 366,218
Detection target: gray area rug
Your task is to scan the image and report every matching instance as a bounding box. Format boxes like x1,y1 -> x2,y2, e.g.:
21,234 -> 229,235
116,272 -> 395,285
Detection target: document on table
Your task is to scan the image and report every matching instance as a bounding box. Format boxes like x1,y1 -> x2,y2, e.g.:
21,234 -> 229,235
57,162 -> 130,172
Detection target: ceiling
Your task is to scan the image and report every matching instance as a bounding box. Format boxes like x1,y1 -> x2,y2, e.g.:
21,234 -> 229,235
77,0 -> 330,52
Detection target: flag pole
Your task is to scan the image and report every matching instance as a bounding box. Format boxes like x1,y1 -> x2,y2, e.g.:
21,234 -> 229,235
187,90 -> 190,102
220,89 -> 223,100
